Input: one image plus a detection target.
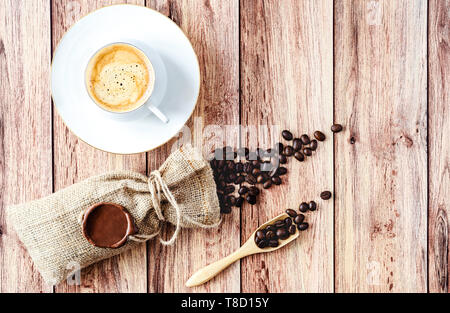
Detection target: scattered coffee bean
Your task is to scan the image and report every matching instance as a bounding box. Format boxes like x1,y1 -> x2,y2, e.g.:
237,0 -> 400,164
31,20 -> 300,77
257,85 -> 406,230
234,175 -> 245,184
299,202 -> 309,213
288,225 -> 296,235
298,222 -> 309,231
294,214 -> 305,224
221,206 -> 232,214
303,148 -> 312,156
294,151 -> 305,162
320,191 -> 332,200
314,131 -> 326,141
235,162 -> 244,173
263,180 -> 272,189
279,154 -> 287,164
235,197 -> 244,207
248,186 -> 260,196
256,174 -> 266,184
283,145 -> 294,156
300,134 -> 310,145
246,195 -> 257,205
308,201 -> 317,211
309,140 -> 318,151
244,162 -> 253,174
286,209 -> 297,217
252,167 -> 261,176
282,130 -> 293,141
271,176 -> 282,185
245,174 -> 257,185
275,142 -> 284,153
331,124 -> 343,133
274,167 -> 288,176
238,186 -> 248,195
292,138 -> 302,151
224,185 -> 235,194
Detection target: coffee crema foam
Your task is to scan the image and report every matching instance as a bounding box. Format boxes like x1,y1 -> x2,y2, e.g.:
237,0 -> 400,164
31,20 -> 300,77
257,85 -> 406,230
86,43 -> 155,112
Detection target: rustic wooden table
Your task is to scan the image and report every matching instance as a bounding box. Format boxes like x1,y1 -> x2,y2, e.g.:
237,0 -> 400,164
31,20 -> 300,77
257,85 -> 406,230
0,0 -> 448,293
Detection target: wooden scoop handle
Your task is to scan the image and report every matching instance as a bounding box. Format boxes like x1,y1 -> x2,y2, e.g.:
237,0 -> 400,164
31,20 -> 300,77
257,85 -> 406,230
185,242 -> 257,287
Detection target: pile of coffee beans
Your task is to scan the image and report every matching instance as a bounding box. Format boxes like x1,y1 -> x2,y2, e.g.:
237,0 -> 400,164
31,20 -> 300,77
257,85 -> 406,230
210,127 -> 337,214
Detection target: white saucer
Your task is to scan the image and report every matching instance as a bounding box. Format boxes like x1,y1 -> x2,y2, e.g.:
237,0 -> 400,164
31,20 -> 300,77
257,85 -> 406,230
52,4 -> 200,154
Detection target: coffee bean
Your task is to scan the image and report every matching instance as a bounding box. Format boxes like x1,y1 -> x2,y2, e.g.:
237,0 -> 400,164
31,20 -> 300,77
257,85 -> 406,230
227,172 -> 236,183
263,180 -> 272,189
221,206 -> 232,214
279,154 -> 287,164
257,240 -> 267,249
320,191 -> 332,200
282,130 -> 293,141
286,209 -> 297,217
275,142 -> 284,153
294,214 -> 305,224
299,202 -> 309,213
288,225 -> 296,235
248,186 -> 260,196
252,168 -> 261,176
210,159 -> 217,169
218,180 -> 226,189
246,195 -> 257,205
331,124 -> 343,133
268,240 -> 279,247
274,220 -> 285,228
226,160 -> 235,171
226,195 -> 236,206
274,167 -> 288,176
238,186 -> 248,195
224,185 -> 235,194
244,163 -> 253,174
235,197 -> 244,207
300,134 -> 310,145
292,138 -> 302,151
314,131 -> 326,141
266,230 -> 276,240
283,145 -> 294,156
294,151 -> 305,162
266,225 -> 276,232
303,148 -> 312,156
234,175 -> 245,184
235,162 -> 244,173
256,174 -> 266,184
308,201 -> 317,211
256,230 -> 265,240
217,160 -> 225,169
298,222 -> 309,231
271,176 -> 282,185
309,139 -> 318,151
245,174 -> 257,185
284,217 -> 292,226
276,228 -> 289,240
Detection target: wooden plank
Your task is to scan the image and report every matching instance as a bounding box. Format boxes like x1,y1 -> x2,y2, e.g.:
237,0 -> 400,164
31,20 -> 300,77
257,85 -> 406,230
334,0 -> 427,292
0,0 -> 52,292
146,0 -> 240,292
52,0 -> 147,293
428,0 -> 449,293
240,0 -> 334,292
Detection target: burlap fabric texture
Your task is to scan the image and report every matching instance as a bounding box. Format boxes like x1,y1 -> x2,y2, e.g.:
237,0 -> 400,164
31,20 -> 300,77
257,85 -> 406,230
6,145 -> 221,285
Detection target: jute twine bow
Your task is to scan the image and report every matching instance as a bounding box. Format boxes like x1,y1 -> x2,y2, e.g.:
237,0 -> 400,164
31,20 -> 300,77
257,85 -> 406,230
128,170 -> 222,246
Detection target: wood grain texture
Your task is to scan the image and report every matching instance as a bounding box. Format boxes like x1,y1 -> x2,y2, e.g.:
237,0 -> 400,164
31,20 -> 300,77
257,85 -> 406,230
0,0 -> 52,292
334,0 -> 428,292
240,0 -> 334,292
51,0 -> 147,293
428,0 -> 449,293
146,0 -> 240,292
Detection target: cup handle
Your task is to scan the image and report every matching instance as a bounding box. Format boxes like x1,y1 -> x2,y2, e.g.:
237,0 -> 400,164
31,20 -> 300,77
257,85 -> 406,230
147,103 -> 169,123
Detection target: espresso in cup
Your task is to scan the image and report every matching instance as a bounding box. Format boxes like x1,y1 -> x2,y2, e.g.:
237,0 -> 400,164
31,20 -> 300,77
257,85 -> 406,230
85,43 -> 155,113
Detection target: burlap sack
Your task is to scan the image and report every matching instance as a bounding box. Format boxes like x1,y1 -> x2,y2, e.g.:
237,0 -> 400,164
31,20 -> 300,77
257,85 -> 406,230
6,145 -> 220,285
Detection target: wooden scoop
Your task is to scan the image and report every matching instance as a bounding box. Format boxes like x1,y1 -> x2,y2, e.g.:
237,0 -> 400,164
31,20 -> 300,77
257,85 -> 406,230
185,213 -> 299,287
